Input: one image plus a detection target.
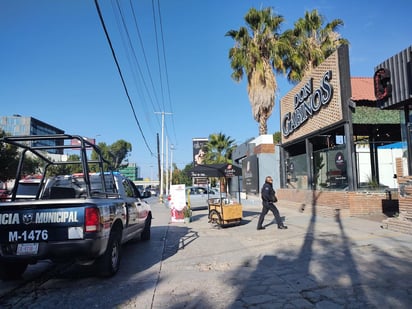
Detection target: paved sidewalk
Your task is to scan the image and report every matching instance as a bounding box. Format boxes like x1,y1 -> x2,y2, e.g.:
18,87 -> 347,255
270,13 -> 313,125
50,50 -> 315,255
149,197 -> 412,309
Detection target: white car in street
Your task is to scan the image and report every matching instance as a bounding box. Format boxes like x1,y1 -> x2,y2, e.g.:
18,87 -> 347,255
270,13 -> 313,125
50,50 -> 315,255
166,186 -> 226,210
186,186 -> 219,210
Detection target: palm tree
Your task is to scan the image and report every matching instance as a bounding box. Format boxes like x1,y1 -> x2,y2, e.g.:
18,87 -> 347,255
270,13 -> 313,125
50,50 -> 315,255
204,133 -> 235,164
226,7 -> 288,136
283,9 -> 348,83
203,133 -> 236,193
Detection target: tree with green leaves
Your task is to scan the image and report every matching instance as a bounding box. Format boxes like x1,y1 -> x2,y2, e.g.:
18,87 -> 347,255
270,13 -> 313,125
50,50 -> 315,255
171,163 -> 193,187
0,130 -> 19,184
204,132 -> 235,164
0,130 -> 40,185
226,7 -> 288,136
91,142 -> 110,172
91,140 -> 132,171
273,131 -> 282,144
283,9 -> 348,83
110,140 -> 132,169
45,154 -> 83,176
227,8 -> 348,136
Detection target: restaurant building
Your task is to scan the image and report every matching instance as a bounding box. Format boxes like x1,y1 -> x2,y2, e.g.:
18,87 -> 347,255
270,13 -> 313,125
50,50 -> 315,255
276,45 -> 404,221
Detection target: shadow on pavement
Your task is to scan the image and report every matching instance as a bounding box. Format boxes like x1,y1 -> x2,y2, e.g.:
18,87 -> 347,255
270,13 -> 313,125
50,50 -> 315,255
225,192 -> 412,308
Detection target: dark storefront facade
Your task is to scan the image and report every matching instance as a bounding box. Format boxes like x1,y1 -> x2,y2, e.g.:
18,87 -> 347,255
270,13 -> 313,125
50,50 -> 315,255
277,45 -> 404,220
280,45 -> 355,192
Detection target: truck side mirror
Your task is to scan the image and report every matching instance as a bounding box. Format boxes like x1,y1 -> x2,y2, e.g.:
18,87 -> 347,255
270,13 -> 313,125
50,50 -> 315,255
143,191 -> 151,198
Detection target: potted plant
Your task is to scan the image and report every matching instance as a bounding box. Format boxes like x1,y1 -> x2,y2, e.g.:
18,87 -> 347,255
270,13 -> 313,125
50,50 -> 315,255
183,205 -> 192,223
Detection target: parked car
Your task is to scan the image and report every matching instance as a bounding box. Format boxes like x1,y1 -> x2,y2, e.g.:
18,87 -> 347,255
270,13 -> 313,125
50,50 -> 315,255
145,186 -> 158,197
186,186 -> 218,210
0,189 -> 10,201
166,186 -> 227,210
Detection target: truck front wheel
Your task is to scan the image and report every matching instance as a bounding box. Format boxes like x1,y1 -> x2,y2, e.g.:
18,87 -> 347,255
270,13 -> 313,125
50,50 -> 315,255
0,260 -> 28,280
96,229 -> 122,277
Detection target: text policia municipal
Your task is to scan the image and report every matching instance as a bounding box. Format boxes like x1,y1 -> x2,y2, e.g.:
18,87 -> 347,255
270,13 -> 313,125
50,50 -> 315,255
0,211 -> 79,225
282,70 -> 333,137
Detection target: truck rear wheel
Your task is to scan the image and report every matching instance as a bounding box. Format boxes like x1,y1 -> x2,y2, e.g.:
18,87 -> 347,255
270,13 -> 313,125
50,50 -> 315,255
0,261 -> 28,280
96,229 -> 122,277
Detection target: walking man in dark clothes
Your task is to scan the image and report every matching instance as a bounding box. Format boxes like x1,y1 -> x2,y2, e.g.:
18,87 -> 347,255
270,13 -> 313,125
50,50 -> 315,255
257,176 -> 288,230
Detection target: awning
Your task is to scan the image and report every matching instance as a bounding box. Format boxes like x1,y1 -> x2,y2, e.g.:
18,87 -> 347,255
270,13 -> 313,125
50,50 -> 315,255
188,164 -> 242,178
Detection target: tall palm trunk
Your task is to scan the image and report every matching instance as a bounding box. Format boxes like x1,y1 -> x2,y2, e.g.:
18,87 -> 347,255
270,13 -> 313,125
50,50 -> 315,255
247,60 -> 277,135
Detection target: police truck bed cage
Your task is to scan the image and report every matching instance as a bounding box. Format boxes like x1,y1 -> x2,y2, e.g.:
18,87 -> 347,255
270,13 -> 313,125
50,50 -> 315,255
1,134 -> 115,200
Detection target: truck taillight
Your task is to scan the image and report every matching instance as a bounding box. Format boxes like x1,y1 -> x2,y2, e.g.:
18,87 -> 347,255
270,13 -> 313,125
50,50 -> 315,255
85,207 -> 100,232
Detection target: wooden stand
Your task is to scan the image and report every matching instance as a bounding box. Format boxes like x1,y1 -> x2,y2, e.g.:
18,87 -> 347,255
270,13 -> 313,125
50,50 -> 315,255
208,198 -> 242,226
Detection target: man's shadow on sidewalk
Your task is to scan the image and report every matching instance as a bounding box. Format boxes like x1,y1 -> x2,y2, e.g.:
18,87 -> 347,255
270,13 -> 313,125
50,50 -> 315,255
262,216 -> 286,228
242,210 -> 285,228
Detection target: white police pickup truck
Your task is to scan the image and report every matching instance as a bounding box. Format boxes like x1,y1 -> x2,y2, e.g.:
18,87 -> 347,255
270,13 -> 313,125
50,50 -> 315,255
0,134 -> 152,280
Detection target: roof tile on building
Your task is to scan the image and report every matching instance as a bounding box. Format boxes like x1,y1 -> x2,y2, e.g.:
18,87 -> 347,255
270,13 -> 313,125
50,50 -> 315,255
351,77 -> 375,101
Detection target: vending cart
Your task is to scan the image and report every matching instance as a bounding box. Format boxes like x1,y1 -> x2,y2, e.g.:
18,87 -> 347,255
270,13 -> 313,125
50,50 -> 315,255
207,197 -> 242,226
189,163 -> 243,227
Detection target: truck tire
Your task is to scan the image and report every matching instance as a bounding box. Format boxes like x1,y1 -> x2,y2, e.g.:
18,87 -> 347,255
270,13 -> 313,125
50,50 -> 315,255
141,214 -> 152,241
96,229 -> 122,277
0,260 -> 28,280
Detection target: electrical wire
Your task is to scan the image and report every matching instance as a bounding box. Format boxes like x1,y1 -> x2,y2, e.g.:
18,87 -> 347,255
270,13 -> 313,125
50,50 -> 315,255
129,0 -> 163,116
151,0 -> 165,113
113,0 -> 160,135
155,0 -> 178,147
94,0 -> 154,156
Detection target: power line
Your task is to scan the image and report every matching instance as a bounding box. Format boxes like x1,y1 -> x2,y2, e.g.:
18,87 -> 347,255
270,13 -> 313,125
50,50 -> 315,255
113,0 -> 160,135
155,0 -> 178,146
129,0 -> 162,114
151,0 -> 165,112
94,0 -> 154,156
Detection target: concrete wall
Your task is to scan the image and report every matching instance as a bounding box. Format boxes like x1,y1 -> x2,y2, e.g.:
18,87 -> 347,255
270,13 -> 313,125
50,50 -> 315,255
277,188 -> 386,217
383,158 -> 412,234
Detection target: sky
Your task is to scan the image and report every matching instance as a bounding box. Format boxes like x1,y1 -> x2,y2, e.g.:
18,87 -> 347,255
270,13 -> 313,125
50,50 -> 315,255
1,0 -> 411,180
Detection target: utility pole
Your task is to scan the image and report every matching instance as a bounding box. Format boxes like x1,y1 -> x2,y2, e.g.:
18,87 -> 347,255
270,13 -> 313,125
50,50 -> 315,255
156,133 -> 161,190
165,136 -> 169,197
155,111 -> 172,202
170,144 -> 175,189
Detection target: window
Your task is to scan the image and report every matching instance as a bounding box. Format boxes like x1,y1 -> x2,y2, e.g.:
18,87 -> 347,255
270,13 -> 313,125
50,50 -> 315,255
287,153 -> 308,189
122,180 -> 135,198
314,145 -> 348,190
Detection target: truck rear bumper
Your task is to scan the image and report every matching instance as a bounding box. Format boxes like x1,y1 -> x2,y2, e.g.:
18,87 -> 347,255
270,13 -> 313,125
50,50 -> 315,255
0,237 -> 109,264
